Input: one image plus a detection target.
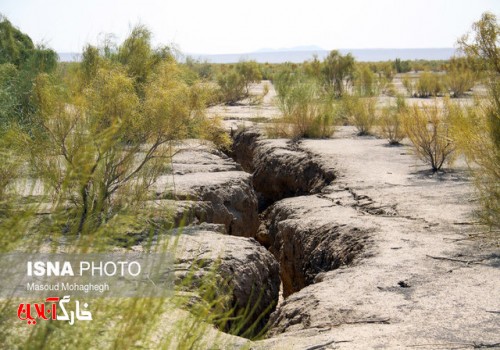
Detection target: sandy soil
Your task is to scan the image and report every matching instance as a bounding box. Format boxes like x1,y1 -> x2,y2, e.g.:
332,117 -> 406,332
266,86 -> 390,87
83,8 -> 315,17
283,131 -> 499,349
208,80 -> 281,131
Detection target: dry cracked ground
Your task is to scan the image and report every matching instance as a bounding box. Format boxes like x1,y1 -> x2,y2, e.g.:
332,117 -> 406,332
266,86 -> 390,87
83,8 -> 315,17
147,81 -> 499,349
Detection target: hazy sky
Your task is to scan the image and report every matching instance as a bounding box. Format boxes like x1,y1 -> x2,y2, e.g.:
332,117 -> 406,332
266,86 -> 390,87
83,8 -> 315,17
2,0 -> 499,54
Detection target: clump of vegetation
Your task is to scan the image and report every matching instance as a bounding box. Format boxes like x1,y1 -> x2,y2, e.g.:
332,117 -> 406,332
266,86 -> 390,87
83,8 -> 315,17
235,60 -> 262,95
403,101 -> 455,172
355,64 -> 378,97
456,11 -> 500,227
379,95 -> 407,145
342,95 -> 377,136
450,99 -> 500,227
402,74 -> 416,97
416,71 -> 443,97
0,18 -> 252,349
217,68 -> 246,105
444,57 -> 477,97
394,58 -> 412,73
376,61 -> 395,96
321,50 -> 355,98
185,56 -> 215,80
0,16 -> 58,133
14,49 -> 210,239
403,72 -> 444,98
272,70 -> 336,138
216,61 -> 262,105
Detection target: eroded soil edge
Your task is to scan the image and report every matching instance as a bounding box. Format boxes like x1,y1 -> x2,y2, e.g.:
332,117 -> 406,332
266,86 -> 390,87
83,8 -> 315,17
231,128 -> 387,298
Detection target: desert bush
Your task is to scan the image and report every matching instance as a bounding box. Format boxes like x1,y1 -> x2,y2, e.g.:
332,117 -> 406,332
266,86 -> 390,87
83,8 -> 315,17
321,50 -> 355,98
403,101 -> 455,172
342,95 -> 377,136
0,15 -> 34,67
0,16 -> 58,132
201,116 -> 232,151
355,64 -> 377,96
456,12 -> 500,227
416,71 -> 443,97
449,98 -> 500,227
379,61 -> 395,82
402,74 -> 415,97
273,71 -> 336,138
16,59 -> 210,238
118,25 -> 155,89
445,57 -> 477,97
217,69 -> 246,105
394,58 -> 411,73
303,55 -> 323,81
185,56 -> 215,80
235,60 -> 262,95
459,12 -> 500,74
379,95 -> 407,145
80,44 -> 102,86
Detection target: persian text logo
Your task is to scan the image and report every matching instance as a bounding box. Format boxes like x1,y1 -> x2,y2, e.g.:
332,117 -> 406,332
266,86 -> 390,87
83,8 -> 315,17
17,295 -> 92,325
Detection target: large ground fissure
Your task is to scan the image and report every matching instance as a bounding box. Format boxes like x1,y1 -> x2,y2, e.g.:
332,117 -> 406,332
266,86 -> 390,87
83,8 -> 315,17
230,128 -> 377,297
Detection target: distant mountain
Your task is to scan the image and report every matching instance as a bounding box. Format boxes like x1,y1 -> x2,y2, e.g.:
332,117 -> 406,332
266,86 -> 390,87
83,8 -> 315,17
254,45 -> 325,53
59,48 -> 457,64
187,48 -> 456,64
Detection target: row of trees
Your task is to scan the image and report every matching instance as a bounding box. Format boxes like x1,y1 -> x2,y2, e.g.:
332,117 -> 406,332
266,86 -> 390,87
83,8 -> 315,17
184,54 -> 478,103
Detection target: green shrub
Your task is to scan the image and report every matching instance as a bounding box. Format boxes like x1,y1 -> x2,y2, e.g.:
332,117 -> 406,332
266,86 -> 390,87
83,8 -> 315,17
394,58 -> 411,73
402,74 -> 415,97
217,69 -> 246,105
321,50 -> 355,98
403,101 -> 455,171
456,11 -> 500,227
445,57 -> 477,98
0,16 -> 58,132
416,71 -> 443,97
235,60 -> 262,95
450,97 -> 499,226
0,15 -> 34,67
379,95 -> 407,145
342,95 -> 377,136
273,72 -> 336,138
355,64 -> 377,96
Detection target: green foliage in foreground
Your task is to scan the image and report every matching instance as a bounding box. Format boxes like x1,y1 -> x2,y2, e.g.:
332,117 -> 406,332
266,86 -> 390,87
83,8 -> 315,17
0,15 -> 58,133
0,19 -> 254,349
0,14 -> 34,67
455,12 -> 500,228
